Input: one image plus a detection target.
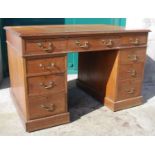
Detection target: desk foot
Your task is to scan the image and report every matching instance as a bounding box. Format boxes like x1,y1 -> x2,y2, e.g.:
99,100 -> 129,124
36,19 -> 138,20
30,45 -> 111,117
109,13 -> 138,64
25,113 -> 70,132
104,96 -> 143,112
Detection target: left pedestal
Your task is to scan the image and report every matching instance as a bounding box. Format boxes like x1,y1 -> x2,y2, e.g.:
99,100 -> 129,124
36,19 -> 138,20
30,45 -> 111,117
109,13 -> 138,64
6,32 -> 70,132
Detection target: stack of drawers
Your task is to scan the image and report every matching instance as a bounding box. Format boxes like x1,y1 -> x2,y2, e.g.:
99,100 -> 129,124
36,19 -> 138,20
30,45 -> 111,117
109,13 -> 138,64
117,48 -> 146,101
104,34 -> 147,111
24,39 -> 69,131
26,55 -> 67,120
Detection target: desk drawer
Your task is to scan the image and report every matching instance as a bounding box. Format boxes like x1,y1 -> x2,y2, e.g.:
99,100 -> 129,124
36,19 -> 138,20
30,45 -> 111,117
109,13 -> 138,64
117,79 -> 142,101
25,39 -> 67,55
28,92 -> 66,119
68,36 -> 120,52
27,74 -> 65,95
26,56 -> 66,76
121,34 -> 147,47
119,48 -> 146,64
118,63 -> 144,80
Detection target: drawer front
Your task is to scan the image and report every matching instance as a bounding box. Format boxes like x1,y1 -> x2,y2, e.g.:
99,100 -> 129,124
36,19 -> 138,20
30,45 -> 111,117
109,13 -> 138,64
27,56 -> 66,76
25,39 -> 67,55
28,92 -> 66,119
68,36 -> 120,52
121,34 -> 147,47
118,63 -> 144,81
28,74 -> 65,95
119,48 -> 146,64
117,79 -> 142,101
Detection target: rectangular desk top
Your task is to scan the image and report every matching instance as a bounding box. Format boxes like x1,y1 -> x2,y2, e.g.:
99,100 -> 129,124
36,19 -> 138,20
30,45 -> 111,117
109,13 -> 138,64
4,24 -> 150,38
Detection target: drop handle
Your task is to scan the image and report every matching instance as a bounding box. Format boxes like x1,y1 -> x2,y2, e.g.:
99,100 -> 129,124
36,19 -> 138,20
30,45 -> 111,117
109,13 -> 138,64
40,81 -> 55,89
130,38 -> 140,45
40,104 -> 55,112
126,88 -> 135,94
75,40 -> 89,48
128,55 -> 139,62
127,69 -> 137,77
39,63 -> 55,70
102,39 -> 113,47
37,42 -> 53,52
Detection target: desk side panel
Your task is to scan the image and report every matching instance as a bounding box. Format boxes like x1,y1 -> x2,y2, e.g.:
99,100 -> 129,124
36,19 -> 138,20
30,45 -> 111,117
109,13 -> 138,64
6,32 -> 28,120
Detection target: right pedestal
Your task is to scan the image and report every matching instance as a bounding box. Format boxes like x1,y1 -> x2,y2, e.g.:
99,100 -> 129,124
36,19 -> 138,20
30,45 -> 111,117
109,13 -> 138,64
78,47 -> 146,111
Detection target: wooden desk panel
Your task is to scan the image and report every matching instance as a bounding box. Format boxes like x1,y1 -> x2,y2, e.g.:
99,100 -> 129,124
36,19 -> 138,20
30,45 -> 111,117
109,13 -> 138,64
4,25 -> 149,132
25,38 -> 67,55
26,56 -> 66,76
67,36 -> 121,52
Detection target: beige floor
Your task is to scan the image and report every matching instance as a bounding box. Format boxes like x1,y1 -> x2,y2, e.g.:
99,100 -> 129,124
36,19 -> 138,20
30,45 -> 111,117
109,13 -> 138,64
0,75 -> 155,136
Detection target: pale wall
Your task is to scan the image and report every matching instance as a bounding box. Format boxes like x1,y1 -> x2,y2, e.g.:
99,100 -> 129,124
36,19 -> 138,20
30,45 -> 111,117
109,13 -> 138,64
0,19 -> 3,83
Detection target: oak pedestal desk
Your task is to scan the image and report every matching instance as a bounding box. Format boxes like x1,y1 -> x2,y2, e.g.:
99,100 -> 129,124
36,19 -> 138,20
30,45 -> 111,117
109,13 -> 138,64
4,25 -> 149,132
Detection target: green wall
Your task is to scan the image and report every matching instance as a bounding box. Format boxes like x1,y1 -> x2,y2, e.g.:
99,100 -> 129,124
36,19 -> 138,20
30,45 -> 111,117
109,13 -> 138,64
65,18 -> 126,74
65,18 -> 126,26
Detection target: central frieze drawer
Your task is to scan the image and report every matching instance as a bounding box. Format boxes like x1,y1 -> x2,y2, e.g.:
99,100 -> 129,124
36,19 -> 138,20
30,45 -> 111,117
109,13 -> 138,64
68,36 -> 120,52
26,56 -> 66,76
28,92 -> 66,120
27,74 -> 65,95
25,39 -> 67,55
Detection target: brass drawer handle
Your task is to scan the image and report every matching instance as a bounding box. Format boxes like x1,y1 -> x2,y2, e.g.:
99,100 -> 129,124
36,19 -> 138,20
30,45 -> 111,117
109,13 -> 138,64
37,42 -> 53,52
128,54 -> 139,62
127,69 -> 137,77
40,104 -> 55,112
102,39 -> 113,48
75,40 -> 89,49
40,81 -> 55,89
130,38 -> 140,45
39,63 -> 55,71
126,88 -> 135,94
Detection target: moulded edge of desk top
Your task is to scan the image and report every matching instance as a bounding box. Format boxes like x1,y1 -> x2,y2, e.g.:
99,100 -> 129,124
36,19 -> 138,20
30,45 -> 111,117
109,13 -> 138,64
4,24 -> 150,38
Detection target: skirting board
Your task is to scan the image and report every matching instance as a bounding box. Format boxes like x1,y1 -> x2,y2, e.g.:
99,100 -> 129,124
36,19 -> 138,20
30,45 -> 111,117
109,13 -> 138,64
104,96 -> 143,111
